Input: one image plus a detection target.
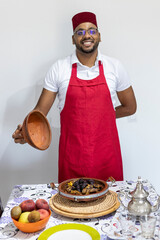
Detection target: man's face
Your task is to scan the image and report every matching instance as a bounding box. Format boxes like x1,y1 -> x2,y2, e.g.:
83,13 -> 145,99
72,22 -> 101,54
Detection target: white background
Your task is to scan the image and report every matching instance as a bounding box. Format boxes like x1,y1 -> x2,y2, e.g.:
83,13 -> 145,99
0,0 -> 160,206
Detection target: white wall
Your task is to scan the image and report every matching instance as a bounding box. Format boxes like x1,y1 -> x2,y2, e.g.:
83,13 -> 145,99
0,0 -> 160,206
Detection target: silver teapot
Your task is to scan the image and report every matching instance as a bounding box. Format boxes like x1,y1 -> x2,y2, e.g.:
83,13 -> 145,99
118,176 -> 160,216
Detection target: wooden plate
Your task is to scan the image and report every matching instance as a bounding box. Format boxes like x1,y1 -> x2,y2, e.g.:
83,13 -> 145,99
49,191 -> 120,219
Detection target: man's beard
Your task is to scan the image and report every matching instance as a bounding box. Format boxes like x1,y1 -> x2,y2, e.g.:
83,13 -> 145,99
75,40 -> 100,54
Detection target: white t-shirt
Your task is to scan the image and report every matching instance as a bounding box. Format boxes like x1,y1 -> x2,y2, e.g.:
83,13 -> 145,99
44,51 -> 131,112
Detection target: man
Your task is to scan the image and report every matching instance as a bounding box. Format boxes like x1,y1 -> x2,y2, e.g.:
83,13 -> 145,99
12,12 -> 136,183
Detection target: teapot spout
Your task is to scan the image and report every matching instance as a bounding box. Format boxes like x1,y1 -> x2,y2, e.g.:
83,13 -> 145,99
151,195 -> 160,212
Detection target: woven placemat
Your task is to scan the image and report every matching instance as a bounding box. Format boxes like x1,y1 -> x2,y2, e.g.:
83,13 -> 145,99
51,190 -> 117,214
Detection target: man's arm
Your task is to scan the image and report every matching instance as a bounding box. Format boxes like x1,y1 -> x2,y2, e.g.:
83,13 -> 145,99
115,86 -> 137,118
34,88 -> 57,116
12,88 -> 57,143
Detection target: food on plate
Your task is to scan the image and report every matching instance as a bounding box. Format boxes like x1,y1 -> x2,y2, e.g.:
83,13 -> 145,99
36,199 -> 49,211
65,178 -> 104,195
18,212 -> 30,223
20,199 -> 36,212
28,210 -> 40,223
37,209 -> 50,220
11,206 -> 22,220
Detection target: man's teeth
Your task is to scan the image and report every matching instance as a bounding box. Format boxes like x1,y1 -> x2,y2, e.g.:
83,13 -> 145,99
83,41 -> 92,46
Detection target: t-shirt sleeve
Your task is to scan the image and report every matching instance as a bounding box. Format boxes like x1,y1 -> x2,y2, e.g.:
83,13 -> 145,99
116,61 -> 131,92
43,62 -> 59,92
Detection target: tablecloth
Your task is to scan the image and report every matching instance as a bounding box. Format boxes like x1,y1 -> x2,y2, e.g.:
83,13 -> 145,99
0,180 -> 160,240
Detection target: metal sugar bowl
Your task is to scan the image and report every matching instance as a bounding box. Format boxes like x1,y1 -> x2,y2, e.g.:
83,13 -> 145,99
118,176 -> 160,216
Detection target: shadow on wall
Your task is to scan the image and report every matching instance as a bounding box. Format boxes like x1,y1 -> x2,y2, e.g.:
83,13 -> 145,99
0,85 -> 60,207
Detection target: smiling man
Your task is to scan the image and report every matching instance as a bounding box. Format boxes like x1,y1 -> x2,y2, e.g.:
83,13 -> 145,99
72,12 -> 101,67
13,12 -> 137,183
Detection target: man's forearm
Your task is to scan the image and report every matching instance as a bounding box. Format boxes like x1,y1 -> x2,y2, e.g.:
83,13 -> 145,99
116,87 -> 137,119
115,105 -> 136,119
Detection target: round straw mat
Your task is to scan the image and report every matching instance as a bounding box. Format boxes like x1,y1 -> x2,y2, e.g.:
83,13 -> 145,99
49,190 -> 120,218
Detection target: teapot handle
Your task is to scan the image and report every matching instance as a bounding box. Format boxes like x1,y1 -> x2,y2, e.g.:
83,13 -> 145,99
151,194 -> 160,212
106,176 -> 116,187
117,191 -> 131,210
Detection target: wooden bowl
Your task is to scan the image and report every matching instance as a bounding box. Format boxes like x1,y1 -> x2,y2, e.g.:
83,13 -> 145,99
22,110 -> 52,150
58,178 -> 109,202
12,209 -> 51,233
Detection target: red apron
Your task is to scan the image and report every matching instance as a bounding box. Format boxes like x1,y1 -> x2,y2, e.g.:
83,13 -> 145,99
58,61 -> 123,183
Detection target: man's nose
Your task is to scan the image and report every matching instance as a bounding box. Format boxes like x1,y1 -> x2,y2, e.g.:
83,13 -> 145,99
83,30 -> 91,38
84,30 -> 90,37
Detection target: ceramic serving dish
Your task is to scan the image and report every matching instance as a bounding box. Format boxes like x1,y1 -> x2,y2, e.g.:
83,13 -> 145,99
58,177 -> 109,202
22,110 -> 52,150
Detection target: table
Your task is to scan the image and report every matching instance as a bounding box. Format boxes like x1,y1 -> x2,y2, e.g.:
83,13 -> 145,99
0,180 -> 160,239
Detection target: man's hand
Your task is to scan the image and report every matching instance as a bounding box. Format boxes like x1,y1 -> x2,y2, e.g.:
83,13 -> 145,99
12,124 -> 26,144
12,89 -> 57,145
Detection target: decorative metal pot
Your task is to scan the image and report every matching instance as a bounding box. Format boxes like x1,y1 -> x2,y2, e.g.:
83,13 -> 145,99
118,176 -> 160,216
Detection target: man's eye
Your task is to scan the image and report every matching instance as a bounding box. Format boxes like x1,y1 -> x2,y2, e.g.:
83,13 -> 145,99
90,29 -> 96,35
77,31 -> 83,36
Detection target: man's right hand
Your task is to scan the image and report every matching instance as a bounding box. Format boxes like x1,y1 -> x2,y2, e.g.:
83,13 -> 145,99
12,124 -> 26,144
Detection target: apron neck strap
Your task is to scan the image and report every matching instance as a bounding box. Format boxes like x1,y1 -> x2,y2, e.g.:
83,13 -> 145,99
98,60 -> 104,76
71,63 -> 77,77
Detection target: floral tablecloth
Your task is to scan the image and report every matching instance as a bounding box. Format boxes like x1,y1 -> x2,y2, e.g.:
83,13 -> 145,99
0,180 -> 160,240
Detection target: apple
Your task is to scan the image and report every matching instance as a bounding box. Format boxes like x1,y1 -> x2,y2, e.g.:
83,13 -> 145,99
36,199 -> 49,211
37,209 -> 49,220
20,199 -> 36,212
18,212 -> 30,223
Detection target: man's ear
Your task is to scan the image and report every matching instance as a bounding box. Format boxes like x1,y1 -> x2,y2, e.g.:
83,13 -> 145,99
99,33 -> 101,42
72,35 -> 75,45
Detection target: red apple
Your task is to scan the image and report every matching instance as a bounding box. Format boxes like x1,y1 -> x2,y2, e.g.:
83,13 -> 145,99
37,209 -> 49,220
20,199 -> 36,212
36,199 -> 49,211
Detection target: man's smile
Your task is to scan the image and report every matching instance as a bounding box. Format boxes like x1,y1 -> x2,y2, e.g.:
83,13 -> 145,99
81,40 -> 94,47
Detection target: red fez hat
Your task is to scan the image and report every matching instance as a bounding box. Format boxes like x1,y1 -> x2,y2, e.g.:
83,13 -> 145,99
72,12 -> 97,31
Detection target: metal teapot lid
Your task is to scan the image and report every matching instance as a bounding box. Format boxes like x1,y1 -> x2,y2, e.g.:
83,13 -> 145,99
130,176 -> 149,199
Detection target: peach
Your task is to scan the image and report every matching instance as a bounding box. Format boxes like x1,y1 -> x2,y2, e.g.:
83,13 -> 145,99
36,199 -> 49,211
37,209 -> 49,220
20,199 -> 36,212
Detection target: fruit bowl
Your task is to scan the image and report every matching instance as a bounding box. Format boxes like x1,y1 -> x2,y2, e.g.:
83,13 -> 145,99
12,209 -> 51,233
22,110 -> 52,150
